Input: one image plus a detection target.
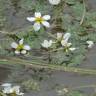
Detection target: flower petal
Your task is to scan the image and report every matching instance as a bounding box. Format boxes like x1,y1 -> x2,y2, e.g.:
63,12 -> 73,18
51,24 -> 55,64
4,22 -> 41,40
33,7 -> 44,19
63,33 -> 71,42
15,50 -> 20,55
67,43 -> 72,47
27,17 -> 35,22
19,39 -> 24,45
17,92 -> 24,96
42,21 -> 50,28
86,41 -> 94,48
49,0 -> 61,5
49,40 -> 53,47
69,48 -> 76,51
35,12 -> 41,18
88,45 -> 93,48
12,86 -> 20,94
42,15 -> 51,20
21,50 -> 27,54
41,40 -> 48,48
61,40 -> 67,46
33,22 -> 41,31
11,42 -> 18,49
1,83 -> 12,87
23,45 -> 31,50
86,41 -> 94,45
57,33 -> 63,40
2,88 -> 12,94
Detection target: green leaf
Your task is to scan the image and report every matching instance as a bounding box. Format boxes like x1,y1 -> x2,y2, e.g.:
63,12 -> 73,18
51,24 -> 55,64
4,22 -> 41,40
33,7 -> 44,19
71,2 -> 84,20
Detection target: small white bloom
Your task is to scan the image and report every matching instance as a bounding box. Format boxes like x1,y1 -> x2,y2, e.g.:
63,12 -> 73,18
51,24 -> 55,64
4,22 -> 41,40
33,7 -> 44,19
2,84 -> 24,96
57,88 -> 68,96
41,40 -> 53,48
11,39 -> 31,55
57,33 -> 63,40
48,0 -> 61,5
11,86 -> 24,96
1,83 -> 12,94
56,33 -> 71,42
27,12 -> 51,31
61,40 -> 72,47
86,40 -> 94,48
61,40 -> 76,52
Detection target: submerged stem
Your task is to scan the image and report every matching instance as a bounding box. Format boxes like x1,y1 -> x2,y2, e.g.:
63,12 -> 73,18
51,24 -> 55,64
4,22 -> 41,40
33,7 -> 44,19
47,32 -> 57,39
0,31 -> 15,35
72,84 -> 96,90
80,0 -> 86,25
1,57 -> 96,75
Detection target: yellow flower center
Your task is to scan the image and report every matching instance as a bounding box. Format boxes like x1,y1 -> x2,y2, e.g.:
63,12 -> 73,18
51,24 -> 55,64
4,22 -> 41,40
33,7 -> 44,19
35,17 -> 44,23
10,91 -> 16,96
64,46 -> 70,53
16,44 -> 24,51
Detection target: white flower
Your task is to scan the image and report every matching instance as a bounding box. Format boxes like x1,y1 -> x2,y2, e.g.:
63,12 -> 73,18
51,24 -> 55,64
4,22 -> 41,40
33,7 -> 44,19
11,38 -> 31,55
48,0 -> 61,5
56,32 -> 75,52
57,88 -> 68,95
10,86 -> 24,96
27,12 -> 51,31
61,40 -> 76,52
86,40 -> 94,48
41,40 -> 53,48
2,83 -> 24,96
57,33 -> 71,42
61,40 -> 72,47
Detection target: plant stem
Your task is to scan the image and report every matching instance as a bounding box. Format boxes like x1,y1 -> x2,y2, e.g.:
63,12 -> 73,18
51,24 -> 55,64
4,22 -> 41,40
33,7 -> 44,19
1,57 -> 96,75
80,0 -> 86,25
72,84 -> 96,90
47,32 -> 57,39
0,31 -> 15,35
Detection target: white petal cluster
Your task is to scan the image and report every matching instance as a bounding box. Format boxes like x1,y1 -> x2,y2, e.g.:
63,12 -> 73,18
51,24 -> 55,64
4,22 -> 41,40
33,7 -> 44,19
57,33 -> 76,52
11,39 -> 31,55
57,32 -> 71,42
1,83 -> 24,96
48,0 -> 61,5
27,12 -> 51,31
86,40 -> 94,48
41,40 -> 53,48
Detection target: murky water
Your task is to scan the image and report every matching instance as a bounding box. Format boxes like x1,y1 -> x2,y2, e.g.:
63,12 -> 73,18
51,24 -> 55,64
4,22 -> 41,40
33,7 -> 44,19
2,67 -> 96,96
0,67 -> 10,82
79,46 -> 96,69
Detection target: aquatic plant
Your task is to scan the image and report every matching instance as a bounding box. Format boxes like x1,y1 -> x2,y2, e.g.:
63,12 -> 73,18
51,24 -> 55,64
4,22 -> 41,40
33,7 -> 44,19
11,38 -> 31,55
0,0 -> 96,72
27,12 -> 51,31
1,83 -> 24,96
0,0 -> 96,95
